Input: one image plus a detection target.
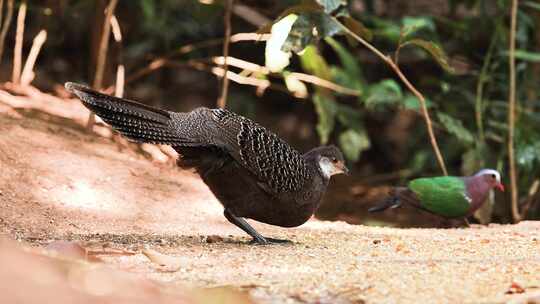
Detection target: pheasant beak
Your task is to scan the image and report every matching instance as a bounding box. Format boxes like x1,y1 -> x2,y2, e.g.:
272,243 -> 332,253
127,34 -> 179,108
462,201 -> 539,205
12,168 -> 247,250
496,182 -> 505,192
320,158 -> 349,177
336,160 -> 349,175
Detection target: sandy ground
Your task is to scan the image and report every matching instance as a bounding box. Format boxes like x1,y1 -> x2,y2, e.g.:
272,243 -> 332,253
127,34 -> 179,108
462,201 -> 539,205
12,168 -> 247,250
1,106 -> 540,303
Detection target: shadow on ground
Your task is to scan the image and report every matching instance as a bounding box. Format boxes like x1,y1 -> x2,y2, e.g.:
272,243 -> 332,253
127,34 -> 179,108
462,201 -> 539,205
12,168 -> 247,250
1,108 -> 539,303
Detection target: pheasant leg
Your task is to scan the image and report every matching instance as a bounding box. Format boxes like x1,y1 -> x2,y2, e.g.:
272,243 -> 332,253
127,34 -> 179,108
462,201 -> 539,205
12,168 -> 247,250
224,210 -> 291,245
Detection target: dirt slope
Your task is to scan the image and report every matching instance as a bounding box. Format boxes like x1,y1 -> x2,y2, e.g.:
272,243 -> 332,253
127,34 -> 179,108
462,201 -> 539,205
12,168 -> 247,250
0,109 -> 539,304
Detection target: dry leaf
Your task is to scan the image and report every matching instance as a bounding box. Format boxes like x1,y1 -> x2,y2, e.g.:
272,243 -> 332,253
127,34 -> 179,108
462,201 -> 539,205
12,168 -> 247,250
141,248 -> 183,271
204,235 -> 224,243
191,287 -> 255,304
506,282 -> 526,294
46,241 -> 90,261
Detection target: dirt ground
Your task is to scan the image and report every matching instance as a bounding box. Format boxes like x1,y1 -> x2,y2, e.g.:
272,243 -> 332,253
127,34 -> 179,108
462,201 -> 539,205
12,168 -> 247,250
1,101 -> 540,303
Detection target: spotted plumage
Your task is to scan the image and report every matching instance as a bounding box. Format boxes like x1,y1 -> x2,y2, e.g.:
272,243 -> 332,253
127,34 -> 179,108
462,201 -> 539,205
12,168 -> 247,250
66,82 -> 348,244
212,109 -> 309,193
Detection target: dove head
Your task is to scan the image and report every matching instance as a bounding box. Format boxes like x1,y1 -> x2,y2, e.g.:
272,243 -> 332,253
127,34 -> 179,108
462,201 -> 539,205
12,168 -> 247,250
475,169 -> 504,192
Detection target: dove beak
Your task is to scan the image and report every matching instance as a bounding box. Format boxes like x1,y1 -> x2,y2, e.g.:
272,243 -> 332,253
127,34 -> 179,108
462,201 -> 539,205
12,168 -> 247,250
496,182 -> 505,192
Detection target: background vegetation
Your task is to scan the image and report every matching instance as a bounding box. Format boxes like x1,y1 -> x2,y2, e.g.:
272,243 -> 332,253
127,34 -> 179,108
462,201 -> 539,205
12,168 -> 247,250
1,0 -> 539,224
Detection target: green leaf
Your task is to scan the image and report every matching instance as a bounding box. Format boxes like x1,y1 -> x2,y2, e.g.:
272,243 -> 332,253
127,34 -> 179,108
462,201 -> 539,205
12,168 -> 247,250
259,2 -> 323,44
401,16 -> 436,37
316,0 -> 347,14
461,149 -> 482,176
325,37 -> 364,95
403,94 -> 432,110
312,12 -> 343,37
523,1 -> 540,11
409,151 -> 428,173
516,143 -> 540,171
400,39 -> 455,73
313,93 -> 338,144
325,37 -> 363,80
342,16 -> 372,41
338,129 -> 370,162
140,0 -> 156,20
330,67 -> 363,94
511,50 -> 540,62
336,104 -> 363,131
437,112 -> 474,145
369,17 -> 401,42
364,79 -> 402,109
282,14 -> 314,54
516,142 -> 540,171
299,45 -> 332,80
282,12 -> 343,53
274,3 -> 324,21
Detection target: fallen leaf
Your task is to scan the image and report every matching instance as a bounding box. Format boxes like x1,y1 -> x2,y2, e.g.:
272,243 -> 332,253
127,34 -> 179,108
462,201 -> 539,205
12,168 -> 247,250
141,248 -> 183,271
506,281 -> 526,294
46,241 -> 91,261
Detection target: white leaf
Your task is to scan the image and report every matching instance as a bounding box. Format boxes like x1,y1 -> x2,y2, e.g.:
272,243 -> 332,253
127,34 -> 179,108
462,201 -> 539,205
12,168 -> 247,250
284,74 -> 308,98
265,14 -> 298,73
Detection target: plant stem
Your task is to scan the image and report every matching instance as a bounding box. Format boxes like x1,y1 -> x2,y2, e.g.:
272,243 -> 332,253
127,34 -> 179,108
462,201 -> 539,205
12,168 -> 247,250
217,0 -> 233,109
11,1 -> 25,85
475,32 -> 497,160
0,0 -> 13,65
93,0 -> 118,91
110,15 -> 123,98
0,0 -> 3,30
20,29 -> 47,86
332,16 -> 448,175
87,0 -> 118,129
508,0 -> 520,223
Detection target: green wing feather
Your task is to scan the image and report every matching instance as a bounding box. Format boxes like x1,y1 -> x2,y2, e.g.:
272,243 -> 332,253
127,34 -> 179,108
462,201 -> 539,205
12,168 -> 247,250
408,176 -> 470,218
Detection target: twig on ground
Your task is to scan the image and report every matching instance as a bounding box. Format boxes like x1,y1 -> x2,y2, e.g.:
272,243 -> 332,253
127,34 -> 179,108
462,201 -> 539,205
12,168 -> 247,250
0,0 -> 13,64
0,86 -> 89,125
21,30 -> 47,86
87,0 -> 118,129
508,0 -> 520,223
332,16 -> 448,176
11,1 -> 25,85
217,0 -> 234,109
